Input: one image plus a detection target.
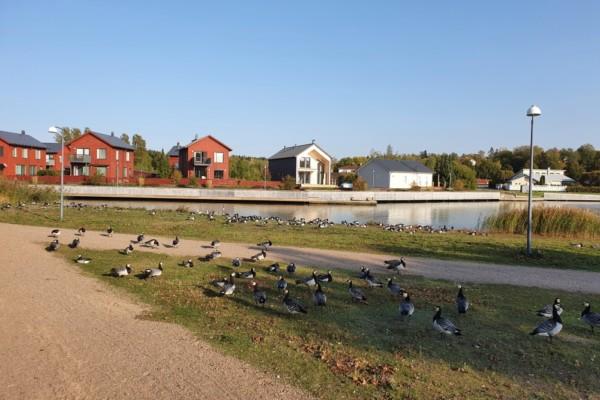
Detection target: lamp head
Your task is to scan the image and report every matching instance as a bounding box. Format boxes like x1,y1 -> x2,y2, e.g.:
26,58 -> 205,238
48,126 -> 61,134
526,105 -> 542,117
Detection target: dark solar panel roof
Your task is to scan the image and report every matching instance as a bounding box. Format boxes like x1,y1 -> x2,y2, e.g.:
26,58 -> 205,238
0,130 -> 47,149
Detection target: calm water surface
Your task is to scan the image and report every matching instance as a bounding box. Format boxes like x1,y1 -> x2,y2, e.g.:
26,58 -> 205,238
75,200 -> 600,230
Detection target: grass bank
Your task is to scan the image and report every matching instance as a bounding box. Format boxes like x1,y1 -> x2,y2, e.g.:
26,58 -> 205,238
484,206 -> 600,239
56,247 -> 600,399
0,178 -> 58,204
1,204 -> 599,271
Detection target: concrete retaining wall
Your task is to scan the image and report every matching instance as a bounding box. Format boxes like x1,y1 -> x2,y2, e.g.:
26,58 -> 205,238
47,185 -> 501,204
544,193 -> 600,202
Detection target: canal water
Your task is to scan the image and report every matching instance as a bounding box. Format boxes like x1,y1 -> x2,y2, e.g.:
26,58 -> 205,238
73,200 -> 600,230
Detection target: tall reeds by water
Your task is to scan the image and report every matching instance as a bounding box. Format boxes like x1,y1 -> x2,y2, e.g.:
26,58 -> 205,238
0,178 -> 58,204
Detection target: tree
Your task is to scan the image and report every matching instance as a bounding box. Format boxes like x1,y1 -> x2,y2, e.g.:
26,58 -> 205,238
566,159 -> 585,182
577,144 -> 597,171
120,133 -> 130,144
384,144 -> 394,159
132,133 -> 152,172
53,127 -> 82,143
148,149 -> 170,178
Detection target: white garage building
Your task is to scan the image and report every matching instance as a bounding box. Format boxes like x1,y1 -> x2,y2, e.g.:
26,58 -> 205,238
357,159 -> 433,189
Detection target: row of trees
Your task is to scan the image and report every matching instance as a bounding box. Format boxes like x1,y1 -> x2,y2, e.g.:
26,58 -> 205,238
336,143 -> 600,189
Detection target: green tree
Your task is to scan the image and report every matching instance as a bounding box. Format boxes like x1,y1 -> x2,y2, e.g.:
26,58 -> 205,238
132,133 -> 152,172
120,133 -> 130,144
53,127 -> 82,143
577,144 -> 597,171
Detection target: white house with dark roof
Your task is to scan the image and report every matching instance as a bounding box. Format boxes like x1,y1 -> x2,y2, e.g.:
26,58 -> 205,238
268,141 -> 332,185
502,168 -> 575,192
357,159 -> 433,189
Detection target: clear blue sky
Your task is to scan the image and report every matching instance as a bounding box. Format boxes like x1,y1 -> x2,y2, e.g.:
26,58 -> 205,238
1,1 -> 599,158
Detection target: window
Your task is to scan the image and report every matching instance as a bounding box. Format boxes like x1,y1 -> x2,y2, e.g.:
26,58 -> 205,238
122,167 -> 127,178
97,148 -> 107,160
299,157 -> 311,168
29,166 -> 36,176
35,150 -> 41,160
126,152 -> 130,162
76,148 -> 90,156
22,148 -> 28,158
0,146 -> 3,157
299,171 -> 310,184
15,165 -> 25,176
96,166 -> 107,176
214,170 -> 224,179
12,148 -> 17,157
115,150 -> 120,161
214,152 -> 224,163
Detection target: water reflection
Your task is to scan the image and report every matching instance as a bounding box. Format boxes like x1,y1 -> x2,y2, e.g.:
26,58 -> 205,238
75,200 -> 600,230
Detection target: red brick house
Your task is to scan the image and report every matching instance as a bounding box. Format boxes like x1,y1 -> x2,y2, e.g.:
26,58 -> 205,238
0,130 -> 47,177
175,135 -> 231,179
43,142 -> 62,172
65,131 -> 135,179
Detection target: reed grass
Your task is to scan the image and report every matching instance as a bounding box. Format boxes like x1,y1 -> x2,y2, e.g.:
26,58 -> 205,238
483,206 -> 600,239
0,178 -> 58,204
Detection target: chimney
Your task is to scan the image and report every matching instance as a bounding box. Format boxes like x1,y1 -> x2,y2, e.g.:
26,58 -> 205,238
177,141 -> 180,147
312,139 -> 315,144
21,130 -> 25,135
111,131 -> 115,137
194,134 -> 198,141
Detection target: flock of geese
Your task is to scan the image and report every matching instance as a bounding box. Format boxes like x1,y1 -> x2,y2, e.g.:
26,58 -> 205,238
45,225 -> 600,341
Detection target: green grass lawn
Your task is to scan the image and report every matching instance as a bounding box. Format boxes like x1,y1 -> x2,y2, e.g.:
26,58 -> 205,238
56,246 -> 600,399
2,204 -> 600,271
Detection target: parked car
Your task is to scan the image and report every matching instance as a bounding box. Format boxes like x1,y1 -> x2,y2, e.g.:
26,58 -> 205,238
340,182 -> 353,190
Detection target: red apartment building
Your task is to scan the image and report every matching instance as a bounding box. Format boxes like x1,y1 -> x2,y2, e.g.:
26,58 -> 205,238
0,130 -> 47,177
65,131 -> 135,179
175,135 -> 231,179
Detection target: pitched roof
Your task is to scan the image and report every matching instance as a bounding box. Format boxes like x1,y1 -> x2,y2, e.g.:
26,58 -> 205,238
167,144 -> 181,157
0,130 -> 47,149
89,131 -> 135,150
43,142 -> 61,154
360,159 -> 433,174
269,142 -> 332,160
182,135 -> 232,151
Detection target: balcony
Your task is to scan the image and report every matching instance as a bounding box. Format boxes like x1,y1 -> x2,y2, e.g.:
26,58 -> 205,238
70,154 -> 91,164
193,155 -> 211,166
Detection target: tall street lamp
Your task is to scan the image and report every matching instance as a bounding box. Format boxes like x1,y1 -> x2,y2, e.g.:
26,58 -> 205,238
48,126 -> 65,221
525,105 -> 541,256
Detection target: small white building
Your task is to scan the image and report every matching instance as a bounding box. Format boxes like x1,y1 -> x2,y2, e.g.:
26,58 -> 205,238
357,159 -> 433,189
268,141 -> 333,186
503,168 -> 576,192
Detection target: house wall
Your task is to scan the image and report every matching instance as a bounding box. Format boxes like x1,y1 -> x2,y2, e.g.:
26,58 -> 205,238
295,148 -> 332,185
66,134 -> 134,178
357,163 -> 390,188
178,137 -> 230,179
0,138 -> 46,176
45,151 -> 63,172
268,158 -> 296,181
389,172 -> 433,189
168,155 -> 179,169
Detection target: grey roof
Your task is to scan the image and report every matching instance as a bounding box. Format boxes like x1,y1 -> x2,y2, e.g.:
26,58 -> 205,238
269,142 -> 331,160
167,145 -> 181,157
360,159 -> 433,174
43,142 -> 61,154
88,131 -> 135,150
509,170 -> 575,185
0,130 -> 47,149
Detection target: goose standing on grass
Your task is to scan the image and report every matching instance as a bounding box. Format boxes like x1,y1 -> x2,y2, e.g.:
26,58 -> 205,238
106,226 -> 114,237
296,271 -> 317,287
252,281 -> 267,306
400,292 -> 415,318
387,278 -> 404,297
182,259 -> 194,268
75,255 -> 91,264
232,257 -> 242,268
251,250 -> 267,262
122,244 -> 134,255
171,236 -> 180,248
69,237 -> 80,249
211,239 -> 221,249
50,229 -> 61,238
111,264 -> 133,277
385,258 -> 406,274
365,270 -> 384,288
277,276 -> 288,291
347,280 -> 368,304
580,303 -> 600,333
267,262 -> 280,273
47,239 -> 60,252
286,263 -> 296,276
456,285 -> 469,314
77,227 -> 86,236
316,270 -> 333,283
235,267 -> 256,279
220,273 -> 236,296
537,298 -> 563,318
142,262 -> 164,279
313,283 -> 327,306
432,306 -> 461,337
136,233 -> 145,243
282,290 -> 307,314
530,304 -> 563,342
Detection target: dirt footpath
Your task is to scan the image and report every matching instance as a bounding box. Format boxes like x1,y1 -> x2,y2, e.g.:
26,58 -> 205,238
0,224 -> 311,400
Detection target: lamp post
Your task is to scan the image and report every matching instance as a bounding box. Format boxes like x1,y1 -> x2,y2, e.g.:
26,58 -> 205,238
525,105 -> 542,256
48,126 -> 65,221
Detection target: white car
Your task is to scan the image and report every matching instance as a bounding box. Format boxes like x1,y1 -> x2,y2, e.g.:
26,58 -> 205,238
340,182 -> 353,190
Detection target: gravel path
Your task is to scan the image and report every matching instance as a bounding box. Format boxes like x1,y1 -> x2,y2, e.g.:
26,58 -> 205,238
0,223 -> 312,400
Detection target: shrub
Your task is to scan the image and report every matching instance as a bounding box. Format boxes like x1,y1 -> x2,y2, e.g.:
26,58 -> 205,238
483,206 -> 600,239
567,185 -> 600,193
188,175 -> 198,187
37,169 -> 58,176
353,176 -> 368,191
171,170 -> 183,186
281,175 -> 297,190
83,173 -> 105,186
0,177 -> 58,204
452,179 -> 466,191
